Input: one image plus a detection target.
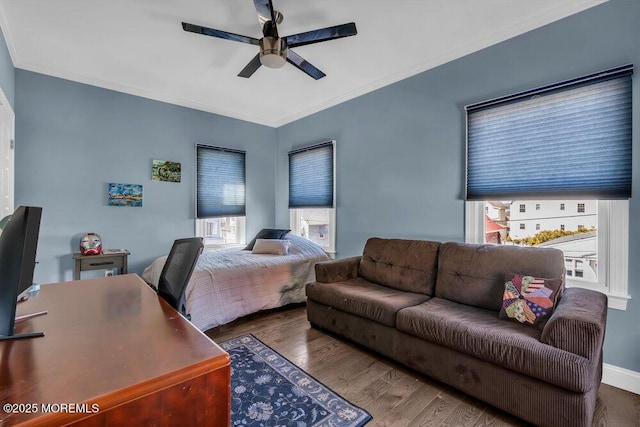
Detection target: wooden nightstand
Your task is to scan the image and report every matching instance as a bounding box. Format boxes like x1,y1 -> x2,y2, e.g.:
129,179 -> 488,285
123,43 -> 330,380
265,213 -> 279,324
73,250 -> 130,280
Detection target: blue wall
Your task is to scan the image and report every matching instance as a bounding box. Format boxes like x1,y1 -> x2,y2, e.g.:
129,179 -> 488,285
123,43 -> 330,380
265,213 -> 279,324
276,0 -> 640,372
15,71 -> 277,284
0,29 -> 14,108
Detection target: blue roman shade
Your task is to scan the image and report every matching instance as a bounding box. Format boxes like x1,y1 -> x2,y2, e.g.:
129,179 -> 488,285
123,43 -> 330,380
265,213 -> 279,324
196,144 -> 246,218
289,141 -> 335,208
466,64 -> 633,200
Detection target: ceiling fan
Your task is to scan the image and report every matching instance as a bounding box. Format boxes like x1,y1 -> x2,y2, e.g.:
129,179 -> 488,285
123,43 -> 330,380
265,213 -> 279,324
182,0 -> 357,80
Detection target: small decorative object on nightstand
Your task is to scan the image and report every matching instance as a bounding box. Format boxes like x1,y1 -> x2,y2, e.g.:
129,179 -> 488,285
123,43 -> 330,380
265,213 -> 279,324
73,250 -> 129,280
80,232 -> 102,255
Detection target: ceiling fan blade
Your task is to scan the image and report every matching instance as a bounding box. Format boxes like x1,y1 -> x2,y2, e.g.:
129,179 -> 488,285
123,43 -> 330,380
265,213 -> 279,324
252,0 -> 279,37
286,50 -> 326,80
238,54 -> 262,78
285,22 -> 357,48
182,22 -> 260,46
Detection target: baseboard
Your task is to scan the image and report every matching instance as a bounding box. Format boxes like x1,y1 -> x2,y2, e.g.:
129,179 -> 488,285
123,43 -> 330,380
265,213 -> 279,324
602,363 -> 640,395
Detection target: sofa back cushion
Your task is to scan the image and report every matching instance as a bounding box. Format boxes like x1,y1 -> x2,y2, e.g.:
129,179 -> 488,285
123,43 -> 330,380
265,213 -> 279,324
358,237 -> 439,295
435,242 -> 565,311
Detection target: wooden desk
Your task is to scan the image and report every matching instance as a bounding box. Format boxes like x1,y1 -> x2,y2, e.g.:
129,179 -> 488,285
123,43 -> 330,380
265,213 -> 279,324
73,251 -> 129,280
0,274 -> 230,426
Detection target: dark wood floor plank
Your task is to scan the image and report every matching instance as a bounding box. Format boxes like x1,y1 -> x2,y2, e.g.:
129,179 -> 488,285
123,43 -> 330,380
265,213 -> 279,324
409,392 -> 462,427
206,305 -> 639,427
375,382 -> 441,425
473,408 -> 525,427
441,394 -> 487,427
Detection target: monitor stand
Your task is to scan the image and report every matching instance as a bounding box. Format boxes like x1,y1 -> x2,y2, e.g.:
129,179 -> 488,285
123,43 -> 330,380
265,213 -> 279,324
0,311 -> 47,341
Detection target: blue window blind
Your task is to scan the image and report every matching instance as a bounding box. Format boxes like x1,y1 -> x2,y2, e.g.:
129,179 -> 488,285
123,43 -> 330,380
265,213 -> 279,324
289,141 -> 335,208
466,64 -> 633,200
196,144 -> 246,218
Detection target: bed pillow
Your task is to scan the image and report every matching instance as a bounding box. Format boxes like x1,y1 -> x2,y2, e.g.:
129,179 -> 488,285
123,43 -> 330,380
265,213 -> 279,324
251,239 -> 290,255
499,274 -> 563,330
244,228 -> 291,250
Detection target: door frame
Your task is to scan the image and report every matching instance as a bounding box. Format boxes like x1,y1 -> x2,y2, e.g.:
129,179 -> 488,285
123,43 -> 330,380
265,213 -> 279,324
0,84 -> 15,217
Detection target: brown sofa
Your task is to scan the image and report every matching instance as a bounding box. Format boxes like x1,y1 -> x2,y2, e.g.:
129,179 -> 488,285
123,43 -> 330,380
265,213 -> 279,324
306,237 -> 608,427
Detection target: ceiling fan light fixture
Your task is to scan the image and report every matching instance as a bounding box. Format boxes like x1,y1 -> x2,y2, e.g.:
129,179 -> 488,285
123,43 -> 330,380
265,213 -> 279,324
182,1 -> 357,79
259,37 -> 287,68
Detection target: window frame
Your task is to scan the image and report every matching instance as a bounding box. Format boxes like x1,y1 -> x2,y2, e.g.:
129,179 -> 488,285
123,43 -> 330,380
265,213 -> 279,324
195,216 -> 246,249
288,140 -> 337,257
194,144 -> 247,249
464,66 -> 631,311
289,208 -> 336,257
465,200 -> 629,310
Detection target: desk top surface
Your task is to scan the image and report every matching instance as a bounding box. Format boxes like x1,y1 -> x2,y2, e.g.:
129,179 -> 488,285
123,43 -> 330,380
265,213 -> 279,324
1,274 -> 229,425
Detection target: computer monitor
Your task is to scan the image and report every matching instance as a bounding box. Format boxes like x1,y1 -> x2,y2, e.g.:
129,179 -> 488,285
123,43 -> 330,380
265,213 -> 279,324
0,206 -> 44,341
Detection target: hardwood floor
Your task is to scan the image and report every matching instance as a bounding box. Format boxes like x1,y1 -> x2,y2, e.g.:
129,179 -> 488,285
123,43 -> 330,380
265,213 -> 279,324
206,305 -> 640,426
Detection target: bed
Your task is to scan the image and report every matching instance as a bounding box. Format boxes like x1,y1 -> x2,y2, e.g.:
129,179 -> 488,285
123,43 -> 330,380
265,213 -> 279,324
142,234 -> 330,331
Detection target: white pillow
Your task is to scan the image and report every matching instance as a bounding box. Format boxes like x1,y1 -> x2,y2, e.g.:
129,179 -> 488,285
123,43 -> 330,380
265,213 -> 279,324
251,239 -> 291,255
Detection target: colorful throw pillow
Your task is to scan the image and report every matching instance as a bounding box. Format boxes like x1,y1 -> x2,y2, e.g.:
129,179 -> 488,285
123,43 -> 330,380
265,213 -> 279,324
244,228 -> 290,250
251,239 -> 291,255
499,274 -> 563,329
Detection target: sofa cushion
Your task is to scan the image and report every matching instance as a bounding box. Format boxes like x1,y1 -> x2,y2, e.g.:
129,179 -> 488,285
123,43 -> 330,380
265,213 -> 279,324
358,237 -> 439,295
396,298 -> 593,393
435,242 -> 565,311
499,274 -> 563,330
306,278 -> 430,327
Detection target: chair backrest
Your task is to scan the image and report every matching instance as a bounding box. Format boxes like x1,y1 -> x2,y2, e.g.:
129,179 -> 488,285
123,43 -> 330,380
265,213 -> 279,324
157,237 -> 204,319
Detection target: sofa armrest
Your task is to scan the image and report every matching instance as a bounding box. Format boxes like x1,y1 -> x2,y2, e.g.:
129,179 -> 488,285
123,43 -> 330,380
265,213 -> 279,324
315,256 -> 362,283
541,287 -> 608,360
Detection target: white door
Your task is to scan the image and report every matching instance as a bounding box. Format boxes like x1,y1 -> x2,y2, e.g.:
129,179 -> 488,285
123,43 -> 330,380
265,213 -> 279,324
0,88 -> 15,219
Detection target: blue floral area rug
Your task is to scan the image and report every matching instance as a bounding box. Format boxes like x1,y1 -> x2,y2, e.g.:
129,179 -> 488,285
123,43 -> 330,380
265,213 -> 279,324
220,334 -> 371,427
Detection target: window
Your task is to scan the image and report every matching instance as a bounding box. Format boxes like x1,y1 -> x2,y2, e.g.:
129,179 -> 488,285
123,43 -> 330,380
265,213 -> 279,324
289,141 -> 336,256
578,203 -> 585,213
575,266 -> 584,278
196,217 -> 245,246
519,204 -> 526,213
536,224 -> 540,231
535,204 -> 540,211
519,223 -> 525,230
467,199 -> 628,309
195,144 -> 246,247
465,65 -> 632,310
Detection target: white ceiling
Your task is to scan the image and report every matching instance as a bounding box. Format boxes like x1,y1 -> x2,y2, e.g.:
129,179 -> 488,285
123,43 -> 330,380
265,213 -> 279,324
0,0 -> 606,127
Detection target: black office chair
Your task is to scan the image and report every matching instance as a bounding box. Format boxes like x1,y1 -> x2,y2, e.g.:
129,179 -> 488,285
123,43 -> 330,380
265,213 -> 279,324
157,237 -> 204,320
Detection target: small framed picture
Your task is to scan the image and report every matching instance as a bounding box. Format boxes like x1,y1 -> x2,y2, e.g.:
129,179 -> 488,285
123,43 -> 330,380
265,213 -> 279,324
152,160 -> 181,182
108,183 -> 143,207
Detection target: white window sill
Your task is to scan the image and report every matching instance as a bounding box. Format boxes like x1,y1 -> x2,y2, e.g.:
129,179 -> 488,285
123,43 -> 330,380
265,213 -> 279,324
322,249 -> 336,260
606,293 -> 631,310
565,281 -> 631,310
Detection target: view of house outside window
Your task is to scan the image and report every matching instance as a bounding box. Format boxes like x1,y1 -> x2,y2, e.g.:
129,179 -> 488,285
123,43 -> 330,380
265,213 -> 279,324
197,217 -> 245,246
485,200 -> 597,283
291,208 -> 332,248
